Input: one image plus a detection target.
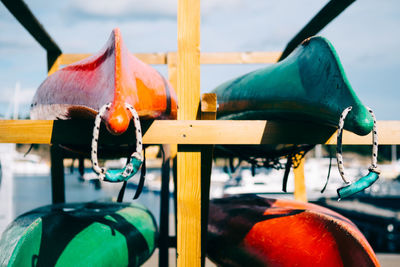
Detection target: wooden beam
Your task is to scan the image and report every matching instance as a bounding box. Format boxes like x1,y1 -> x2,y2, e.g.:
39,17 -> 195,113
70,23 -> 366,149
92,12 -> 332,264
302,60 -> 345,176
177,0 -> 201,266
58,53 -> 167,66
200,51 -> 281,64
200,94 -> 217,266
293,156 -> 307,202
48,51 -> 281,71
279,0 -> 356,61
0,120 -> 53,143
167,52 -> 178,160
1,120 -> 400,145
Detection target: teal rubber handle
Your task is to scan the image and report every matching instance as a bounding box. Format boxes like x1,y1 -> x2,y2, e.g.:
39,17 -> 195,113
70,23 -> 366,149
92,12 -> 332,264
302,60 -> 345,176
104,157 -> 143,182
337,171 -> 379,199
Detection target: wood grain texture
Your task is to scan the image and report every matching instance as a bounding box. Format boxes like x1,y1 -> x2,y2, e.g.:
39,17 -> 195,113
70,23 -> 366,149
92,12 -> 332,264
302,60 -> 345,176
1,120 -> 399,145
201,93 -> 217,114
167,52 -> 178,159
200,94 -> 217,266
0,120 -> 53,143
177,0 -> 201,265
293,156 -> 307,202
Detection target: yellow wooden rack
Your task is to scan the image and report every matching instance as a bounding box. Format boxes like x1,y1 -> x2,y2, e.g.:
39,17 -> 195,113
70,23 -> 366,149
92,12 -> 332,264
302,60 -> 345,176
2,0 -> 400,266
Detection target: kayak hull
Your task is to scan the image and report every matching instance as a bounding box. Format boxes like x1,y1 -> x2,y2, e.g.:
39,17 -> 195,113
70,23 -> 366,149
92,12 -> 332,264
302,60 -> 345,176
31,28 -> 177,136
207,195 -> 380,267
213,36 -> 373,136
0,202 -> 158,267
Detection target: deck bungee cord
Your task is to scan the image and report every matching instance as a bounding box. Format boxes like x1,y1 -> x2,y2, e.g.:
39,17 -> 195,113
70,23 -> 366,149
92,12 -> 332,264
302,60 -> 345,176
336,106 -> 380,199
90,102 -> 146,199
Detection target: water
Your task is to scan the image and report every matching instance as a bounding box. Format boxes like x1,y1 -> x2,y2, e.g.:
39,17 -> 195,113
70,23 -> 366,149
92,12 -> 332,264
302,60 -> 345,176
11,169 -> 174,226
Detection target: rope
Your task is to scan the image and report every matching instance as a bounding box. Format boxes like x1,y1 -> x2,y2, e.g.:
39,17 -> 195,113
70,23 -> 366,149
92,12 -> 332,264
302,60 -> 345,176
91,102 -> 143,181
336,106 -> 379,184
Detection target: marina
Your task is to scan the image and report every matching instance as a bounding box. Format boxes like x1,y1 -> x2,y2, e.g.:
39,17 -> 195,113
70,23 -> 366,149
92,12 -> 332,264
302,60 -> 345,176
1,0 -> 400,266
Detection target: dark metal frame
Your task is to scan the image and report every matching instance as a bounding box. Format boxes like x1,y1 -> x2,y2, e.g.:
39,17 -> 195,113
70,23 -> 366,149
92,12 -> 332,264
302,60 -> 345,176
1,0 -> 62,70
279,0 -> 356,61
1,0 -> 356,265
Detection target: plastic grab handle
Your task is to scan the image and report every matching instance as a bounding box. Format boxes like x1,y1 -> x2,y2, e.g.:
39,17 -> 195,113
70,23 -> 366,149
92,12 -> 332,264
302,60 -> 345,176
104,157 -> 143,182
337,171 -> 379,199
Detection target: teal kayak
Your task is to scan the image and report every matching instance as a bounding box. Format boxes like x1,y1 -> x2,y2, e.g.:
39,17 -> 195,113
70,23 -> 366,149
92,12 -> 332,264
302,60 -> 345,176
213,36 -> 373,136
0,202 -> 158,267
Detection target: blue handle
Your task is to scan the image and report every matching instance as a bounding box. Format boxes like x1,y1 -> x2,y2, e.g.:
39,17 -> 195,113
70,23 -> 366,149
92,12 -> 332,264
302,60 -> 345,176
104,157 -> 143,182
337,171 -> 379,199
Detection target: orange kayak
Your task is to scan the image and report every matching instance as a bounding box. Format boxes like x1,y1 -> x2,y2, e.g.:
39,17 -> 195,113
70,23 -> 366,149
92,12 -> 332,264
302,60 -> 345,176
30,28 -> 177,135
207,196 -> 380,267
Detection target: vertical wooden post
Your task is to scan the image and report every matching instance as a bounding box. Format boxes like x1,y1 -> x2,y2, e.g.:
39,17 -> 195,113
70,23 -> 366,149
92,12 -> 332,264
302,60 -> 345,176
293,157 -> 307,202
177,0 -> 201,266
200,94 -> 217,267
167,51 -> 179,254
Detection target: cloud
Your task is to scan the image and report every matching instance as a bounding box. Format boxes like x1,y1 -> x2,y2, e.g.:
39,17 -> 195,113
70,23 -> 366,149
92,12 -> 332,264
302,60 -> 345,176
68,0 -> 244,20
0,0 -> 399,120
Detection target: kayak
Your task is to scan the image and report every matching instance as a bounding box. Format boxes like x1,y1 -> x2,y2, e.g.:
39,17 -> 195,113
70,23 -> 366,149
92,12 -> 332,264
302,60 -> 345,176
212,36 -> 374,164
207,195 -> 380,267
213,36 -> 373,136
30,28 -> 177,136
0,202 -> 158,267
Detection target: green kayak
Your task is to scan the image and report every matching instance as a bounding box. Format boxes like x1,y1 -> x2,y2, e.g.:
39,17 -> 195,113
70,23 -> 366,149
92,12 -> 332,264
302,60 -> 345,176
0,202 -> 158,267
213,36 -> 373,136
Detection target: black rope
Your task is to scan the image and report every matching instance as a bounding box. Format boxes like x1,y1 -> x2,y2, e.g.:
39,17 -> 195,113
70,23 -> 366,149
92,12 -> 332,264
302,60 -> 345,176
160,145 -> 165,165
133,150 -> 146,200
24,144 -> 34,157
117,181 -> 127,202
282,155 -> 293,192
321,146 -> 332,193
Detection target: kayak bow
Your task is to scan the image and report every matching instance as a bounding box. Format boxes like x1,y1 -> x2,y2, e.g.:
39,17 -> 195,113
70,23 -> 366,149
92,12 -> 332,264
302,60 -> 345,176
30,28 -> 177,135
213,36 -> 373,136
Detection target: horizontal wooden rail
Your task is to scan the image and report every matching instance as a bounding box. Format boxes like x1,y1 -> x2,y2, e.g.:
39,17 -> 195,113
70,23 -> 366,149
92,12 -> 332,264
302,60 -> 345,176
54,51 -> 281,66
0,120 -> 399,145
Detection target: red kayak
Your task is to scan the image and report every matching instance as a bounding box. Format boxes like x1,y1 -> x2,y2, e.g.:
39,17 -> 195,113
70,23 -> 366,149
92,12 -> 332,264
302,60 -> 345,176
207,196 -> 380,267
30,28 -> 177,135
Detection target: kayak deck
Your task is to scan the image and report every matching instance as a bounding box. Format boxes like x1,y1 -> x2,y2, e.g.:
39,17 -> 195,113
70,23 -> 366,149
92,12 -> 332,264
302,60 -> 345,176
213,36 -> 373,136
31,28 -> 177,136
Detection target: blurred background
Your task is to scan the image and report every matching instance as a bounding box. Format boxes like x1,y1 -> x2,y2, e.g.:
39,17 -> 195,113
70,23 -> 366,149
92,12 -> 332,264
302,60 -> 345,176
1,0 -> 400,265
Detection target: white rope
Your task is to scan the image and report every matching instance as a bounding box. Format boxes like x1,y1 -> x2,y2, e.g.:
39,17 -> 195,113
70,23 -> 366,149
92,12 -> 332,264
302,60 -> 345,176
91,103 -> 143,180
336,106 -> 379,184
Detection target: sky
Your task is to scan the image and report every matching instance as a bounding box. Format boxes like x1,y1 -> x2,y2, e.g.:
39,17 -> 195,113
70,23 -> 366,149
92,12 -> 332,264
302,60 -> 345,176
0,0 -> 399,119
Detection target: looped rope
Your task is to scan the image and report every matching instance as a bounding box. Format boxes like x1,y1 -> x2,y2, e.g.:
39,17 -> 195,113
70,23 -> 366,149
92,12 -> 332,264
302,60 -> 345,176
91,102 -> 143,182
336,106 -> 353,184
336,106 -> 380,199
